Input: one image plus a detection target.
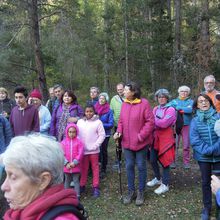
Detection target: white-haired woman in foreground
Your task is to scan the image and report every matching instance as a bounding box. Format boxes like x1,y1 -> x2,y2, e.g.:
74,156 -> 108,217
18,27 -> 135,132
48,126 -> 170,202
1,134 -> 80,220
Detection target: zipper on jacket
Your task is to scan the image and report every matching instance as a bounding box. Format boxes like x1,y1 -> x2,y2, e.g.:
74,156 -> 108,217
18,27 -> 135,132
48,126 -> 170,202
70,140 -> 73,173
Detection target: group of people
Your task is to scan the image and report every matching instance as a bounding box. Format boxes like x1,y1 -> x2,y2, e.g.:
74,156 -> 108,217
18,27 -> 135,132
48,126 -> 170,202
1,75 -> 220,219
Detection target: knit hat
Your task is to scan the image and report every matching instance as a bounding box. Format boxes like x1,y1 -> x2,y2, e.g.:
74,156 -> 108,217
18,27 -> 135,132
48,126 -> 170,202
30,89 -> 42,100
99,92 -> 109,102
154,89 -> 171,100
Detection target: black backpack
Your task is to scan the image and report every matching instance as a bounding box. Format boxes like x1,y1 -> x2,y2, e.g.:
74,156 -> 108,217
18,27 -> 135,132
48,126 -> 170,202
175,110 -> 184,135
41,204 -> 88,220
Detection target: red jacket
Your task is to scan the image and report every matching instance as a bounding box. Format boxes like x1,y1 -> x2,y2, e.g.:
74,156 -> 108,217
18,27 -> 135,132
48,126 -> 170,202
117,98 -> 154,151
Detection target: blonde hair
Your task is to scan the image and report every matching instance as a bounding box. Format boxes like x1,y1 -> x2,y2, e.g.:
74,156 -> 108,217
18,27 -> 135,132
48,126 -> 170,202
0,87 -> 8,98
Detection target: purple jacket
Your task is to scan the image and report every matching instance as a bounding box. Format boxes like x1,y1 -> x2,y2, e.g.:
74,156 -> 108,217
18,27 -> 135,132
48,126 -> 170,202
61,123 -> 84,174
9,104 -> 39,136
117,98 -> 154,151
50,103 -> 83,139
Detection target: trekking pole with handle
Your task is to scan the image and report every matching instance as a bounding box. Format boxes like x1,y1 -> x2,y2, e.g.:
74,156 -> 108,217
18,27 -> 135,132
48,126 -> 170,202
115,138 -> 123,201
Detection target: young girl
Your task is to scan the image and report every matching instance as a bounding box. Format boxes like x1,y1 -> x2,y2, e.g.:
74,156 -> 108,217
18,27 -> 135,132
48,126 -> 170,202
61,123 -> 84,199
77,105 -> 105,198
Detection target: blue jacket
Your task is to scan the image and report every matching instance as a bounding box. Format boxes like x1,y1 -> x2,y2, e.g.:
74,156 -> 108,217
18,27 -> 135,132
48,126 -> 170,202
0,116 -> 12,153
169,97 -> 193,125
99,110 -> 114,136
190,113 -> 220,162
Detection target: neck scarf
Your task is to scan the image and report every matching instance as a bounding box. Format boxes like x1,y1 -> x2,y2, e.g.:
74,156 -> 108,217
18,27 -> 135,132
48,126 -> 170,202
94,102 -> 110,116
57,104 -> 70,142
196,106 -> 216,124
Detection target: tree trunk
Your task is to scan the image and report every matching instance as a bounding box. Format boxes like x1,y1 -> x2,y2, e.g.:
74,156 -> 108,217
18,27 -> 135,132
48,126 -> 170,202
172,0 -> 182,90
196,0 -> 211,90
123,0 -> 129,82
28,0 -> 48,104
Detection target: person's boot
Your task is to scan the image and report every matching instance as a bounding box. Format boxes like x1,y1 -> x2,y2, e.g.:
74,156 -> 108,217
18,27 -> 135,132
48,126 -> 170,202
135,190 -> 144,206
123,190 -> 135,205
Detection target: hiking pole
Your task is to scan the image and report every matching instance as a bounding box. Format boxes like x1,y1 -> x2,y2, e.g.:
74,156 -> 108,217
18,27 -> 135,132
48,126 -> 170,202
115,138 -> 123,202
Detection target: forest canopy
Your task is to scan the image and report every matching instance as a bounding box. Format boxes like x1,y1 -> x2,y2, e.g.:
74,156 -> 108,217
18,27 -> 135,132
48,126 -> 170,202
0,0 -> 220,101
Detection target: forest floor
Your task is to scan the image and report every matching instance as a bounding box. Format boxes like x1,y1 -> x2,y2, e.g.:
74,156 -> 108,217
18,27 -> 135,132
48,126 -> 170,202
0,141 -> 218,220
81,141 -> 217,220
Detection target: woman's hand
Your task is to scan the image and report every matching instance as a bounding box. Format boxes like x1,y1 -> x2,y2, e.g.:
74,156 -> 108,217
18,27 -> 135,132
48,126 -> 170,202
211,175 -> 220,195
69,162 -> 75,168
68,117 -> 78,123
113,132 -> 121,140
66,163 -> 71,169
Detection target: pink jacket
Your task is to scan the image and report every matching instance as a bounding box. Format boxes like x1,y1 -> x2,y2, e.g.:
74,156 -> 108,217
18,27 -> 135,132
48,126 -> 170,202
61,123 -> 84,173
77,115 -> 105,155
117,98 -> 154,151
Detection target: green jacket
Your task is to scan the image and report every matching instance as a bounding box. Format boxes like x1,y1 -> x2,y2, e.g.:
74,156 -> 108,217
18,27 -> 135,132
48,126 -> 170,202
110,95 -> 124,126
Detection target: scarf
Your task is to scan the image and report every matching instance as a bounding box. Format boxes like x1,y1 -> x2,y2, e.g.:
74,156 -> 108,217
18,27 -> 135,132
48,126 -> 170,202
196,106 -> 216,124
57,104 -> 70,142
94,102 -> 110,116
3,184 -> 78,220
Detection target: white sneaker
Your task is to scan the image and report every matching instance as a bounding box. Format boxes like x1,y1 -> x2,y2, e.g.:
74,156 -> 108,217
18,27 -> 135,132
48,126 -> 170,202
146,177 -> 161,187
154,183 -> 169,195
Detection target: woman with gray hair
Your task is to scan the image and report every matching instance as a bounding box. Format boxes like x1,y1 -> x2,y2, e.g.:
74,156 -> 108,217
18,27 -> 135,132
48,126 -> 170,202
1,134 -> 81,220
170,85 -> 193,169
147,89 -> 176,195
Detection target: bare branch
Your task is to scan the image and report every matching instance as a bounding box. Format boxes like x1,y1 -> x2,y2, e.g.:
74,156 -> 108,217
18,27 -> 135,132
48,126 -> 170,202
38,11 -> 61,22
10,62 -> 37,72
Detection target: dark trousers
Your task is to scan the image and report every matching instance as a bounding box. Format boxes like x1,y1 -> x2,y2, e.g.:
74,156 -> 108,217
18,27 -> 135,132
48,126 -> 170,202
198,161 -> 220,211
100,137 -> 110,172
150,148 -> 170,185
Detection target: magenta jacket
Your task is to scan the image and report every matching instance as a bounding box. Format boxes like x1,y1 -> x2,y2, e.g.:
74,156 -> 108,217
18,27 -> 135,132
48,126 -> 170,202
61,123 -> 84,174
117,98 -> 154,151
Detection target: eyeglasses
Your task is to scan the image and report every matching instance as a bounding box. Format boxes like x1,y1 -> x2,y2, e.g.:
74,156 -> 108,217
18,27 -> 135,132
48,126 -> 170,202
198,100 -> 209,104
180,91 -> 188,93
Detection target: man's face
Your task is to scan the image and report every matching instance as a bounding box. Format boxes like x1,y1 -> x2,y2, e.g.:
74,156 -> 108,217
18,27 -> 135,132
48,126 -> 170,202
117,84 -> 124,97
90,89 -> 98,99
14,93 -> 27,108
49,88 -> 55,99
54,87 -> 63,99
204,77 -> 215,92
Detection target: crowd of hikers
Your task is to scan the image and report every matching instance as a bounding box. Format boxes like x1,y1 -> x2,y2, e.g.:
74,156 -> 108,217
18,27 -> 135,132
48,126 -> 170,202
1,75 -> 220,219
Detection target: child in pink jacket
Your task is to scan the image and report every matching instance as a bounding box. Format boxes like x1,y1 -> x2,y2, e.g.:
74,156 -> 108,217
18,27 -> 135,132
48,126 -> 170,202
61,123 -> 84,199
77,105 -> 105,198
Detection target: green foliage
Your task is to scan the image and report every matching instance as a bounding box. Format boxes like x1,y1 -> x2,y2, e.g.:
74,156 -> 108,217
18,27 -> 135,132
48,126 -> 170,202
1,0 -> 220,94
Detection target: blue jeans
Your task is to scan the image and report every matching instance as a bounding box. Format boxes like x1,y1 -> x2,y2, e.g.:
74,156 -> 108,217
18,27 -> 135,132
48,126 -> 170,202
124,146 -> 147,191
198,161 -> 220,211
150,148 -> 170,185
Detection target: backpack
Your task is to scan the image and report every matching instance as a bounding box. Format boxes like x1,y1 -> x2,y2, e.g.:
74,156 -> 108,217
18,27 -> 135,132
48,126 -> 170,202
154,106 -> 184,135
175,110 -> 184,135
41,203 -> 88,220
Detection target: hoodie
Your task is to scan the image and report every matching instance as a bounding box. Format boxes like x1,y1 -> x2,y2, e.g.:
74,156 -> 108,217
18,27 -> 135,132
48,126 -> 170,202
9,104 -> 39,136
61,123 -> 84,174
77,115 -> 105,155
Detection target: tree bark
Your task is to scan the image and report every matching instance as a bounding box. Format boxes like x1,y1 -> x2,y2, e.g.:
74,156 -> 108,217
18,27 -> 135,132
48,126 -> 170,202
27,0 -> 48,104
172,0 -> 182,90
123,0 -> 129,82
